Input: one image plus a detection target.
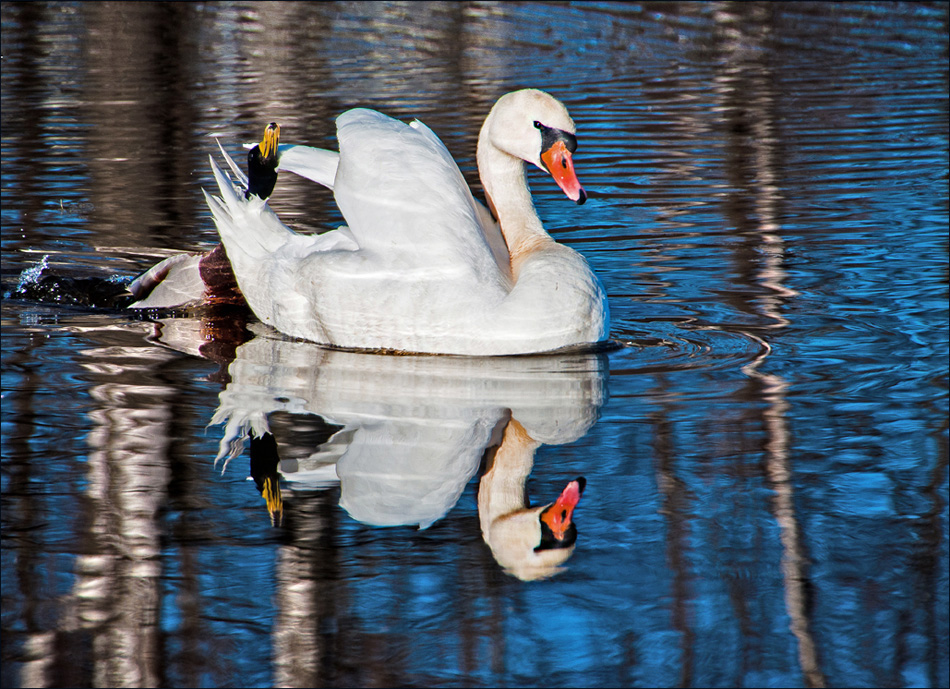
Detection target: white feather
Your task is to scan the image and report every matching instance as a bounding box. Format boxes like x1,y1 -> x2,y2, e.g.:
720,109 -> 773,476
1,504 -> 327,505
203,89 -> 609,355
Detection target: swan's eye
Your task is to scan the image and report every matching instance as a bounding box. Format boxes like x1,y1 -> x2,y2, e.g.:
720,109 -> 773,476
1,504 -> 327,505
533,120 -> 543,129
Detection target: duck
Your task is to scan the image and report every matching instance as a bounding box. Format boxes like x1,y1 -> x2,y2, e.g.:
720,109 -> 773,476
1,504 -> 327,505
126,125 -> 284,309
133,89 -> 609,355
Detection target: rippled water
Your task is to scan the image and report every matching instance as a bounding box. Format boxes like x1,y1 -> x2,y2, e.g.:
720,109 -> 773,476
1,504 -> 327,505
2,2 -> 948,688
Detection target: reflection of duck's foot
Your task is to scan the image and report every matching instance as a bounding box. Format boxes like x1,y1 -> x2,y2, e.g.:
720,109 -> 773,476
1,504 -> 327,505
249,432 -> 284,527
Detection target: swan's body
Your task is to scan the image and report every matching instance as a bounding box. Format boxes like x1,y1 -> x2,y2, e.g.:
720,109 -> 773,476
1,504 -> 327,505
138,90 -> 609,355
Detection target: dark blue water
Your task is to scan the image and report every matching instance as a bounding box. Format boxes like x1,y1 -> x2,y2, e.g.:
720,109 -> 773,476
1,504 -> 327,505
2,2 -> 947,687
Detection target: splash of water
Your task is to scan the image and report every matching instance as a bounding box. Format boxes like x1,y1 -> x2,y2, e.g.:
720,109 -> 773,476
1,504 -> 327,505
15,255 -> 50,294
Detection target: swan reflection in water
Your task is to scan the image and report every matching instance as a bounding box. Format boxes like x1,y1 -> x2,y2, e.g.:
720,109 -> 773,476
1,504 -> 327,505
155,318 -> 608,580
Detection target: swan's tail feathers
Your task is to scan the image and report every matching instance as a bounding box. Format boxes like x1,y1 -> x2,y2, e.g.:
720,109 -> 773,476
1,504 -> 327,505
205,155 -> 294,255
217,138 -> 249,189
275,144 -> 339,190
209,154 -> 247,217
202,187 -> 266,280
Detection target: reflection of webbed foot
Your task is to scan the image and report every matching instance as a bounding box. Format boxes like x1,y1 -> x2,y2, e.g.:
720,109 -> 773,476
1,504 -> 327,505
250,432 -> 284,528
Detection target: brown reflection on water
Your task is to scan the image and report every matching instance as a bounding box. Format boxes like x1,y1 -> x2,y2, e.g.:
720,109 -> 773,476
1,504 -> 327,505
5,336 -> 63,687
6,322 -> 251,688
79,3 -> 207,250
272,494 -> 337,688
73,342 -> 176,687
712,6 -> 824,687
652,392 -> 695,688
2,2 -> 56,257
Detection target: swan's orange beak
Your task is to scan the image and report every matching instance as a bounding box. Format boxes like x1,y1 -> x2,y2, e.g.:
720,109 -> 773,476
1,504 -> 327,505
540,477 -> 586,541
541,140 -> 587,205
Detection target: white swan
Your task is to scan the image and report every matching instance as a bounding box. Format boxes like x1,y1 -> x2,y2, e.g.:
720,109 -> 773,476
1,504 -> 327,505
139,89 -> 610,355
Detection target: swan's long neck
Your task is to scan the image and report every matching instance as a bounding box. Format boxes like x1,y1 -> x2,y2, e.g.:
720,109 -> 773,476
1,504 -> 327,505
478,418 -> 541,537
477,126 -> 552,277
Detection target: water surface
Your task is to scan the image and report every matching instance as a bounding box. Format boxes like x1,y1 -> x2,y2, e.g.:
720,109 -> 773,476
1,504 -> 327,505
2,2 -> 948,687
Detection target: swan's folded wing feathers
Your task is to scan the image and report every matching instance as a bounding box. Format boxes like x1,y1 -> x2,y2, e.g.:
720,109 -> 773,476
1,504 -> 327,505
409,118 -> 510,278
332,109 -> 504,286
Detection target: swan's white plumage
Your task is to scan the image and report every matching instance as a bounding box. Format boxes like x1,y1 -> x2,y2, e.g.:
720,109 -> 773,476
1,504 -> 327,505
275,143 -> 338,189
205,90 -> 609,355
333,109 -> 507,282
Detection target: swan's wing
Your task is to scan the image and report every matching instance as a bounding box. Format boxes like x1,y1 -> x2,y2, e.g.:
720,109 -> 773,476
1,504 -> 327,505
408,119 -> 510,278
276,144 -> 339,190
332,108 -> 504,280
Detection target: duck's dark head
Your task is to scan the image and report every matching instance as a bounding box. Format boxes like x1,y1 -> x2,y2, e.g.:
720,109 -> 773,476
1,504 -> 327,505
245,122 -> 280,200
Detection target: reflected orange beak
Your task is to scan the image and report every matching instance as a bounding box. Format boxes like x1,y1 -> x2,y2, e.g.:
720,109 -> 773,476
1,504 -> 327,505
540,478 -> 585,541
259,122 -> 280,161
541,140 -> 587,205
